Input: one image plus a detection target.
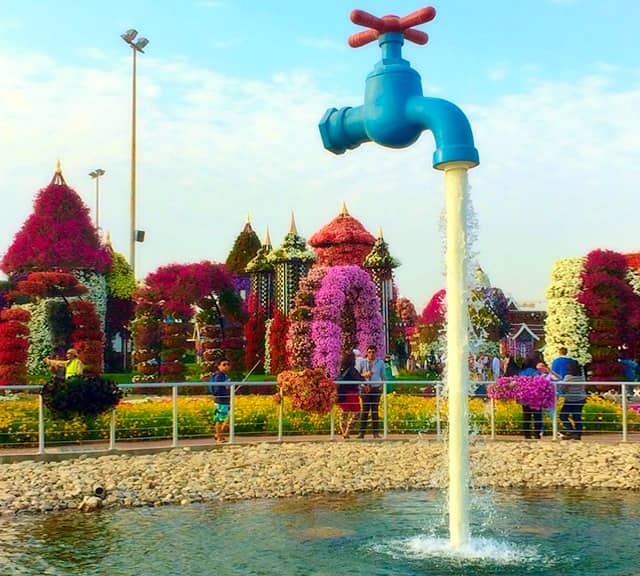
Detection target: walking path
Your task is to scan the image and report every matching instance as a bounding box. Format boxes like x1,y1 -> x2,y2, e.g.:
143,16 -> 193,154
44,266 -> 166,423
1,431 -> 637,464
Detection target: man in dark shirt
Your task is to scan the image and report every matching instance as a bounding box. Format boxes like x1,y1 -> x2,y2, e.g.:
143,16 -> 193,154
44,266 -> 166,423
209,358 -> 231,443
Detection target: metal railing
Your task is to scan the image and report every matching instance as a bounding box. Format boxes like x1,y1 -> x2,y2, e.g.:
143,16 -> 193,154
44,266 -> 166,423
1,379 -> 638,456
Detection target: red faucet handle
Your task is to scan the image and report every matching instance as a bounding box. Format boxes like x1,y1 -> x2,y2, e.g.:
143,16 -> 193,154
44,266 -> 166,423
348,29 -> 380,48
398,7 -> 436,30
348,6 -> 436,47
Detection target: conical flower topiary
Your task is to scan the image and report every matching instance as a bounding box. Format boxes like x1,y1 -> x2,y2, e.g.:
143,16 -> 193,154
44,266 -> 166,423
1,165 -> 112,274
225,218 -> 261,274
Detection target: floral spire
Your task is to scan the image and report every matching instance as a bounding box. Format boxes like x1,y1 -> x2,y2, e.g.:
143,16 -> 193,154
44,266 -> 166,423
268,214 -> 315,264
289,211 -> 298,235
263,227 -> 272,249
363,230 -> 399,271
245,228 -> 275,273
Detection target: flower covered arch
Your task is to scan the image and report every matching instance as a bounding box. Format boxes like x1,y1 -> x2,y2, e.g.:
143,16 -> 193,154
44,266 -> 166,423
292,265 -> 383,378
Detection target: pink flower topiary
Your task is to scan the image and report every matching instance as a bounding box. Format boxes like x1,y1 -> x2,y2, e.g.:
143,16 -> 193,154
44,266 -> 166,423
2,178 -> 111,274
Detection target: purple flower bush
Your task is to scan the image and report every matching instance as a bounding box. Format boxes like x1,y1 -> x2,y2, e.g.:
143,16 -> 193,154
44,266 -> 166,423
488,375 -> 555,410
487,376 -> 521,402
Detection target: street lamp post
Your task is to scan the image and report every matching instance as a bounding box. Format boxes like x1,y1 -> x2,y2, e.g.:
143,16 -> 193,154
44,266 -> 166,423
121,29 -> 149,277
89,168 -> 106,229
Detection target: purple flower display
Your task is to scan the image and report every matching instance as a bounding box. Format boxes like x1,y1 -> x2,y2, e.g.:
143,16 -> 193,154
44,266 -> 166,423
487,376 -> 521,402
488,375 -> 555,410
516,375 -> 556,410
311,265 -> 383,378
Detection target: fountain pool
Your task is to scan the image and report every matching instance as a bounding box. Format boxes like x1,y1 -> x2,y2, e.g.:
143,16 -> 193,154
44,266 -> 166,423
2,489 -> 638,575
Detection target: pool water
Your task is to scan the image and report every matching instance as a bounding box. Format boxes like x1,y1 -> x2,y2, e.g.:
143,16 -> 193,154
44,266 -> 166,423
2,489 -> 639,575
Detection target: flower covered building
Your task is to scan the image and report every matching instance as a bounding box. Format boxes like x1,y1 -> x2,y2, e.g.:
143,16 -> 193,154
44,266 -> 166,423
245,204 -> 399,376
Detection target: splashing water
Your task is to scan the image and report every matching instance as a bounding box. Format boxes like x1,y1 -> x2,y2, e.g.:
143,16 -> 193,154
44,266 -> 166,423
376,535 -> 542,564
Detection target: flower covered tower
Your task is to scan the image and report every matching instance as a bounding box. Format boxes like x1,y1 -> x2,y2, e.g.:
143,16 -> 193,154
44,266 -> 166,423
269,213 -> 315,316
225,215 -> 261,300
364,226 -> 399,352
1,163 -> 112,377
245,228 -> 275,319
308,202 -> 375,267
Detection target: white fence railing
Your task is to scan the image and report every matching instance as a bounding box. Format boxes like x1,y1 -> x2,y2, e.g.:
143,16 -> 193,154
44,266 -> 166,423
1,380 -> 638,456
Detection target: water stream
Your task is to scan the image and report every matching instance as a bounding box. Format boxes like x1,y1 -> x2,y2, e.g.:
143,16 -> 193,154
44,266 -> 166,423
444,162 -> 474,547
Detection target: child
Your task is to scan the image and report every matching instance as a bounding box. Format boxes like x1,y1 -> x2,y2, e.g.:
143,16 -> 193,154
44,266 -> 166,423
209,358 -> 231,443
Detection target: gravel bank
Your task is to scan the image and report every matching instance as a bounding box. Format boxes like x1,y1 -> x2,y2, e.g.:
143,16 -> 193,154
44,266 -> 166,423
1,440 -> 639,515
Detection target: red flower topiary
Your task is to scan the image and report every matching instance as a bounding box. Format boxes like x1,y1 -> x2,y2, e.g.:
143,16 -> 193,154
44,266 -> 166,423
578,249 -> 640,380
420,289 -> 446,325
267,310 -> 289,374
13,272 -> 87,300
69,300 -> 104,374
0,307 -> 31,385
2,172 -> 111,274
243,293 -> 266,372
308,210 -> 375,267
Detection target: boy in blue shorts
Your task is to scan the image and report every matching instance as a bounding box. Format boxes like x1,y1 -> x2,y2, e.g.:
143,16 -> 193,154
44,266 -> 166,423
210,358 -> 231,443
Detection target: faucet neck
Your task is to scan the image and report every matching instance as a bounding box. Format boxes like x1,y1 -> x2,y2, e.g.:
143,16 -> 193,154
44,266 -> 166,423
377,32 -> 407,65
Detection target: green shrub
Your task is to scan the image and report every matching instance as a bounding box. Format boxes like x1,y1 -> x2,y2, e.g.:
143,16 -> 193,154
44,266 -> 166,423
41,376 -> 123,420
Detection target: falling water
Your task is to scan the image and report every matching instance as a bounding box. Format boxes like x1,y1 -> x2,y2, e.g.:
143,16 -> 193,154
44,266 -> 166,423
444,162 -> 474,548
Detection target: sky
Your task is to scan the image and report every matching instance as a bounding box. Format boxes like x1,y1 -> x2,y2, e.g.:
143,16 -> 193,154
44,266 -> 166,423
0,0 -> 639,312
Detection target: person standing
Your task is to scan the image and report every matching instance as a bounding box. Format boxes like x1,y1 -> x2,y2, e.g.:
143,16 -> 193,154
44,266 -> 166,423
45,348 -> 85,379
336,351 -> 364,439
357,345 -> 385,439
558,359 -> 586,440
491,354 -> 501,380
551,347 -> 574,380
209,357 -> 232,443
503,353 -> 519,376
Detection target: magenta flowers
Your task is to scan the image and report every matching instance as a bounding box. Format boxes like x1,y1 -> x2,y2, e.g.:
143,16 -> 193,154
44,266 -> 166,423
488,375 -> 555,409
311,266 -> 383,378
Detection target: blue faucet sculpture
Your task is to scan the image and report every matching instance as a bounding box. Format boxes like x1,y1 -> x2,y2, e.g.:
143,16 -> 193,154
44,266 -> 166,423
318,6 -> 479,169
319,7 -> 480,549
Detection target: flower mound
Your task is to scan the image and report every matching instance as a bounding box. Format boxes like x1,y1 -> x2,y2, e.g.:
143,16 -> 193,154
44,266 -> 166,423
487,376 -> 521,402
276,368 -> 336,414
488,375 -> 555,410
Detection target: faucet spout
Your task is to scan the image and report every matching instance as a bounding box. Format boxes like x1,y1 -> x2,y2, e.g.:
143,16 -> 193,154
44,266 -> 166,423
319,105 -> 370,155
407,96 -> 479,169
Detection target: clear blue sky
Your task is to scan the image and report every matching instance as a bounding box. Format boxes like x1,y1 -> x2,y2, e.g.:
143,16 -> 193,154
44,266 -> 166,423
1,0 -> 639,310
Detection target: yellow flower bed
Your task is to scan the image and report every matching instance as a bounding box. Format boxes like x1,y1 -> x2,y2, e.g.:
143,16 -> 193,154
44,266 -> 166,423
0,393 -> 637,446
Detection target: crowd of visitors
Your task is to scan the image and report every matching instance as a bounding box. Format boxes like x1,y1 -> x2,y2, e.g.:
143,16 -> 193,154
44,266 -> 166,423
204,343 -> 635,443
